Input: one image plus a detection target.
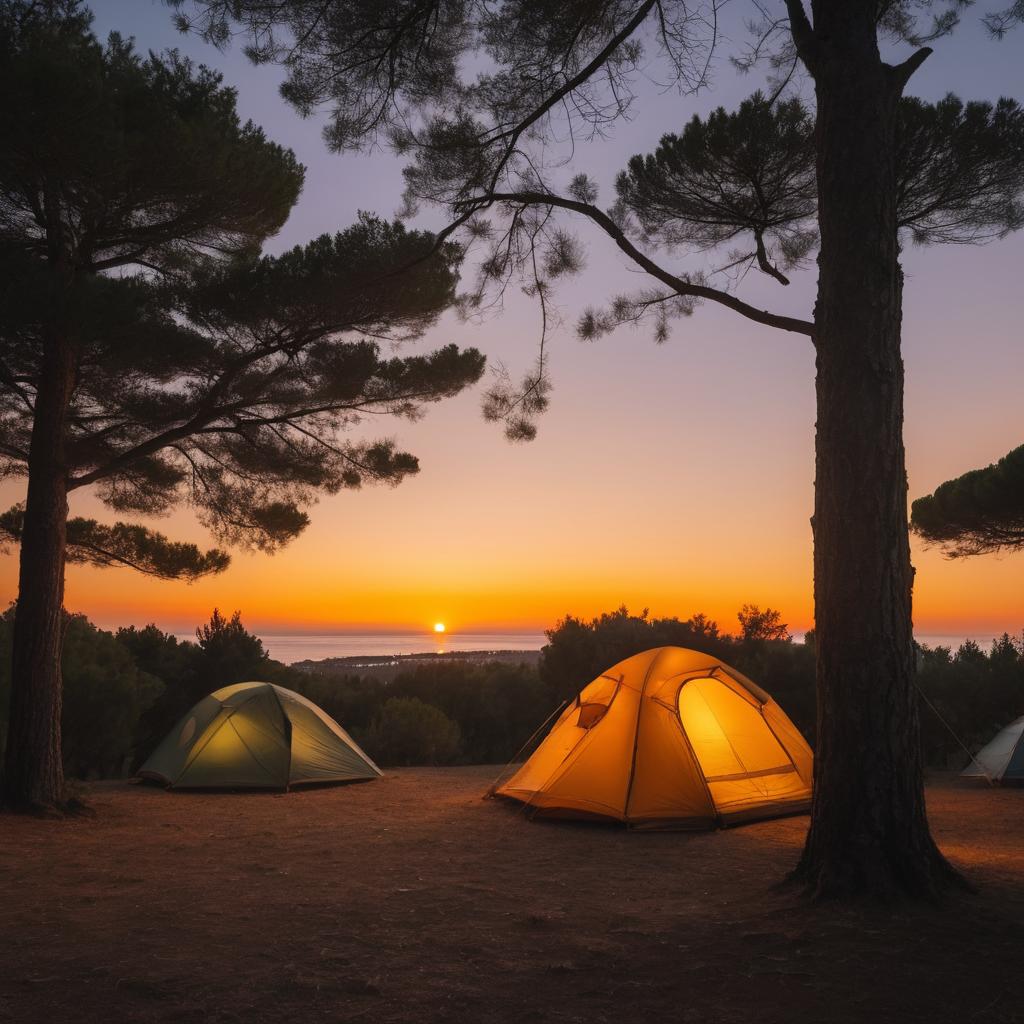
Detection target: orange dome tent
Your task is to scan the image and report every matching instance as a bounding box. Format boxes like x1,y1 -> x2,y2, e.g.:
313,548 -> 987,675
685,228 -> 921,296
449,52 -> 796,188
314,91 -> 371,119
491,647 -> 812,829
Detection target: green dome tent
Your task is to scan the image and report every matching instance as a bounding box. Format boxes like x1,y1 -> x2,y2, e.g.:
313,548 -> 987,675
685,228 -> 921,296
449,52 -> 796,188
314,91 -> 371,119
139,682 -> 381,790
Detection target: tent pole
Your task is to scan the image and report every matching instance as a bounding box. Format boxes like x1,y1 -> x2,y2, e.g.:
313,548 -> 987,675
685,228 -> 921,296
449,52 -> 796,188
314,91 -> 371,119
914,682 -> 994,785
484,699 -> 569,798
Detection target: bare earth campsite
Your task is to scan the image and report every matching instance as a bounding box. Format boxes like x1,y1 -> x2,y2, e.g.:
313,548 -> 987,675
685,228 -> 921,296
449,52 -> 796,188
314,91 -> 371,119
2,770 -> 1024,1024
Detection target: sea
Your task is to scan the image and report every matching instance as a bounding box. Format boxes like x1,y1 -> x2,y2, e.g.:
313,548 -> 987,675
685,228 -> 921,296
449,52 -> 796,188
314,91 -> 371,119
173,631 -> 546,664
170,630 -> 1017,665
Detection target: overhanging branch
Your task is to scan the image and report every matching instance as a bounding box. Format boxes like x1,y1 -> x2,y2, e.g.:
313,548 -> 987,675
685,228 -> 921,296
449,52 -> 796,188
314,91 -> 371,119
460,191 -> 816,340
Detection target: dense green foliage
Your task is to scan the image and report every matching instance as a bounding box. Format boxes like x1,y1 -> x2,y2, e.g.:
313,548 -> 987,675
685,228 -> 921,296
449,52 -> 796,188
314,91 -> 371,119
4,604 -> 1019,778
917,635 -> 1024,765
0,608 -> 163,778
911,444 -> 1024,556
363,698 -> 462,767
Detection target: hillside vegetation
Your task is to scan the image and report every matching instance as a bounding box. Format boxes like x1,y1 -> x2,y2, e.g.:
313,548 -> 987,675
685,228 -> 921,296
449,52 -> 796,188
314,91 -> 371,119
0,606 -> 1021,776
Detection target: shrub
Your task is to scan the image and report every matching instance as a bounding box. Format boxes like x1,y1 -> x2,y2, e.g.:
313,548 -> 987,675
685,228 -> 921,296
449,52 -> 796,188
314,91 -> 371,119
362,697 -> 462,766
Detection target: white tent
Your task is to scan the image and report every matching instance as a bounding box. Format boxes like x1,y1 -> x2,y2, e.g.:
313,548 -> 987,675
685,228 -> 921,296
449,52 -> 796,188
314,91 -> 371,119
962,715 -> 1024,783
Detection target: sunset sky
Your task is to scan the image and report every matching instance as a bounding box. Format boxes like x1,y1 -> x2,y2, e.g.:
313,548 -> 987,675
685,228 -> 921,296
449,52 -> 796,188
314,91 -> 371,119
1,1 -> 1022,637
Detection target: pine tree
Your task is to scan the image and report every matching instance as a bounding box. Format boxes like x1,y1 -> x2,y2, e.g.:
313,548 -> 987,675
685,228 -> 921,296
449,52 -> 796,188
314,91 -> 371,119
912,444 -> 1024,555
0,1 -> 484,810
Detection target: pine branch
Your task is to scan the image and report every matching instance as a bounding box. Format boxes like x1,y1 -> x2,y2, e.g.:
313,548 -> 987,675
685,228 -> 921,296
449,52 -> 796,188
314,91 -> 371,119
0,505 -> 230,580
461,190 -> 815,340
481,0 -> 659,192
889,46 -> 933,94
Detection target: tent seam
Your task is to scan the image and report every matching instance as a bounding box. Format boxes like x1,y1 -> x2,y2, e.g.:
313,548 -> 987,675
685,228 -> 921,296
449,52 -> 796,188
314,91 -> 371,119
224,716 -> 288,786
268,685 -> 293,789
622,649 -> 667,825
175,707 -> 238,784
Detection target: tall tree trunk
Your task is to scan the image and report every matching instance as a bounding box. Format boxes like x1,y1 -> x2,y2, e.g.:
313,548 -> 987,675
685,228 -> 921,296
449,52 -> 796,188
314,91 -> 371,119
791,5 -> 962,898
2,337 -> 75,811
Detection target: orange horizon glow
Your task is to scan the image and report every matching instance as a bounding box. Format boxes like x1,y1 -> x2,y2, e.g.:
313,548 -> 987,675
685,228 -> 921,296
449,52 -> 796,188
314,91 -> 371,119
0,579 -> 1020,638
2,450 -> 1023,640
1,523 -> 1020,640
1,454 -> 1022,639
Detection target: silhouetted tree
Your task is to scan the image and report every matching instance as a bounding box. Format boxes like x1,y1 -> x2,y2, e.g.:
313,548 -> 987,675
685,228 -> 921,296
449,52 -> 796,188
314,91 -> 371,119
174,0 -> 1024,897
6,602 -> 1018,781
288,671 -> 387,737
116,626 -> 195,693
0,2 -> 484,810
194,609 -> 269,686
118,624 -> 201,764
540,606 -> 731,703
125,609 -> 274,764
737,604 -> 791,644
911,444 -> 1024,556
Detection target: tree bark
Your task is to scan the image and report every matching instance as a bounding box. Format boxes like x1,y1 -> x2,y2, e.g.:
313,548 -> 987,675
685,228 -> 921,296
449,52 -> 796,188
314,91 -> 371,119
2,336 -> 76,811
791,3 -> 963,898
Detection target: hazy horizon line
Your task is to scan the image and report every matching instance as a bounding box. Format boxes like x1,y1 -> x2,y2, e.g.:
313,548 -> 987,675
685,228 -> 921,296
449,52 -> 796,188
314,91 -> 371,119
149,625 -> 1024,640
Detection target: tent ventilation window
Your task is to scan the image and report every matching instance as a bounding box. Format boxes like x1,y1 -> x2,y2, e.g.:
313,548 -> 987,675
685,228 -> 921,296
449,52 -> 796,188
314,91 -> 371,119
577,702 -> 610,729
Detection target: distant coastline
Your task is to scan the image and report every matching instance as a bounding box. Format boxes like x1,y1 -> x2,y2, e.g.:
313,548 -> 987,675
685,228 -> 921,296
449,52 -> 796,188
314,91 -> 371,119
291,647 -> 543,680
170,630 -> 1017,667
173,631 -> 549,665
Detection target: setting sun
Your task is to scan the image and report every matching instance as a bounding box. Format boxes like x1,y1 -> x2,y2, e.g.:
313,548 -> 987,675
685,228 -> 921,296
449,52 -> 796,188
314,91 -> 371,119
433,622 -> 446,634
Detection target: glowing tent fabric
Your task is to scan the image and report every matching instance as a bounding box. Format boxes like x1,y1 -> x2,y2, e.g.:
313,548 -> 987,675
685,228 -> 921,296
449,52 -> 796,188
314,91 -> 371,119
493,647 -> 813,829
139,682 -> 382,789
962,716 -> 1024,782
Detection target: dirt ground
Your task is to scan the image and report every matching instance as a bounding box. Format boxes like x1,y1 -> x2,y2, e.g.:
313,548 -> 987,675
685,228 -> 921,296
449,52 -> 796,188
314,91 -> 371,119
2,768 -> 1023,1024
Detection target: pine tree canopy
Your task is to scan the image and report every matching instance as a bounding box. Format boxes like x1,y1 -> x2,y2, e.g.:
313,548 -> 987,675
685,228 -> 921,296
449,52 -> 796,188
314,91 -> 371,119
168,0 -> 1024,438
615,92 -> 1024,280
0,1 -> 485,575
911,445 -> 1024,557
896,95 -> 1024,244
589,91 -> 1024,336
170,1 -> 1024,165
1,0 -> 303,274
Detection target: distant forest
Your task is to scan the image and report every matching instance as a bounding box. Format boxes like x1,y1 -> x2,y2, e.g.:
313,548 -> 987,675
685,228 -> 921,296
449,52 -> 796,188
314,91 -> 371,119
0,605 -> 1020,778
